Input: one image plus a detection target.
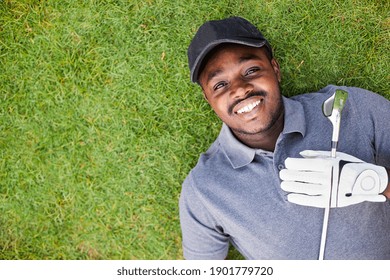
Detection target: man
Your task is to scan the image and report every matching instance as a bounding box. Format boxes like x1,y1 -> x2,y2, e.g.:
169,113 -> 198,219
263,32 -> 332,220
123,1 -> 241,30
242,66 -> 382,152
179,16 -> 390,260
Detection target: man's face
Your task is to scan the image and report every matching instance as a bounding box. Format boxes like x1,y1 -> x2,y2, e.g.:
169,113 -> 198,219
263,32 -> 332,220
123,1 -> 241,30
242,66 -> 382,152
199,44 -> 283,139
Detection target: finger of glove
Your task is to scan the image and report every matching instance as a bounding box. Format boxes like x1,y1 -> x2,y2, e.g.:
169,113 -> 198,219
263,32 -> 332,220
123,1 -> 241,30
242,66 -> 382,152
287,193 -> 328,208
281,181 -> 327,195
362,194 -> 387,203
300,150 -> 331,158
280,169 -> 329,185
340,194 -> 386,207
300,150 -> 363,162
285,157 -> 332,172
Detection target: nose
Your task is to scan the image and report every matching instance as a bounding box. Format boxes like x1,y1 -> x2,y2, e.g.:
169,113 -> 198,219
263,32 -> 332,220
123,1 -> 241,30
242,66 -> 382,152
231,78 -> 254,100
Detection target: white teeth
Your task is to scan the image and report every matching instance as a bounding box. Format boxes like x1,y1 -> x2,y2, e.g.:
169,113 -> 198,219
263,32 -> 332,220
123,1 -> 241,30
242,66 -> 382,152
237,100 -> 261,114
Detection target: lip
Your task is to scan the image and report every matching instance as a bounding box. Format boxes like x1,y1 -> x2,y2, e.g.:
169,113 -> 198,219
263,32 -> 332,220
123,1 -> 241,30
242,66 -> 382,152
233,96 -> 264,115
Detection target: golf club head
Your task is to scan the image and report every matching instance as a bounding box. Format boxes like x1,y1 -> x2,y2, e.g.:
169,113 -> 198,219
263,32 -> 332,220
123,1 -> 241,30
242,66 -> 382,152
333,89 -> 348,113
322,89 -> 349,157
322,89 -> 348,117
322,92 -> 335,117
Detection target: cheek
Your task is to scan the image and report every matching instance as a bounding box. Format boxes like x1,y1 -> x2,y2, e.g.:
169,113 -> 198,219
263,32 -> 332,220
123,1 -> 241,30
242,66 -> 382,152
213,103 -> 227,118
216,100 -> 227,112
209,99 -> 230,119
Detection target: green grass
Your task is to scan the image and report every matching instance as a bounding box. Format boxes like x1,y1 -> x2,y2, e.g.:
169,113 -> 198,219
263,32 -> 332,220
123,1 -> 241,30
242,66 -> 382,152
0,0 -> 389,259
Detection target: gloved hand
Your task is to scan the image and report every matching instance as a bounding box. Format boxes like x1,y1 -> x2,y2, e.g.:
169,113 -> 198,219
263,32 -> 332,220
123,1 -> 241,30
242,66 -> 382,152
279,150 -> 388,208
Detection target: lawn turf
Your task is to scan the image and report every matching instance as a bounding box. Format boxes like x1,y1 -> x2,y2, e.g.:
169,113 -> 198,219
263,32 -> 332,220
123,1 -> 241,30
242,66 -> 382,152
0,0 -> 389,259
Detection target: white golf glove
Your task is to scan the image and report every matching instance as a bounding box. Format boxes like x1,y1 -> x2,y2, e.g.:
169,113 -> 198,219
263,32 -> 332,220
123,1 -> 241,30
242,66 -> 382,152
279,150 -> 388,208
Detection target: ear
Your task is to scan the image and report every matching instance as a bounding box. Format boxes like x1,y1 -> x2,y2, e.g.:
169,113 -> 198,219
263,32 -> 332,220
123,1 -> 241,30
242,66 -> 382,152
200,84 -> 209,101
202,89 -> 209,101
271,58 -> 281,83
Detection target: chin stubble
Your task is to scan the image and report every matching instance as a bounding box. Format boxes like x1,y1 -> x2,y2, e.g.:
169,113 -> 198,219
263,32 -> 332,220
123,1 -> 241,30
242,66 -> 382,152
232,94 -> 284,136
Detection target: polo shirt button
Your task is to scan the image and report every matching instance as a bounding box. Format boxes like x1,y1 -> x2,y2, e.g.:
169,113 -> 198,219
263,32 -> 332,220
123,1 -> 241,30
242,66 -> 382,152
278,164 -> 284,170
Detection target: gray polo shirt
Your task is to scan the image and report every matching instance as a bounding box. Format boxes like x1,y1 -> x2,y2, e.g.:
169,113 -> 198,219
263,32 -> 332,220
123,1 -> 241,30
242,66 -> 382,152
179,85 -> 390,260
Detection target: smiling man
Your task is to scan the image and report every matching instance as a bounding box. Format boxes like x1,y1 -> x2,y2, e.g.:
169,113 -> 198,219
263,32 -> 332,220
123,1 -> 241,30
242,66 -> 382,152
198,43 -> 284,151
179,17 -> 390,260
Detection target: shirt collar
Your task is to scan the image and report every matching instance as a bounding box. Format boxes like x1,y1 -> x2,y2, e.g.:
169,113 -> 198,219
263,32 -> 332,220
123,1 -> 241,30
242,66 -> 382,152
218,96 -> 306,169
282,96 -> 306,137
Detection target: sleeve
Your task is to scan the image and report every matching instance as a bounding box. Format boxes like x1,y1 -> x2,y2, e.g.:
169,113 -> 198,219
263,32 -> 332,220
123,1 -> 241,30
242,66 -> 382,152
179,173 -> 229,260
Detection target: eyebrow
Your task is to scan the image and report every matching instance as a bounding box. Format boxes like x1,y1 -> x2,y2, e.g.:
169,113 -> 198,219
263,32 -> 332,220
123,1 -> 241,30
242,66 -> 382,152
205,69 -> 223,84
205,54 -> 262,84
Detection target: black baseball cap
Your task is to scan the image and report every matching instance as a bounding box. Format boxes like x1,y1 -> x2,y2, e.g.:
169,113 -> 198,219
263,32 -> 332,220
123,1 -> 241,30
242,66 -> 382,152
188,16 -> 273,84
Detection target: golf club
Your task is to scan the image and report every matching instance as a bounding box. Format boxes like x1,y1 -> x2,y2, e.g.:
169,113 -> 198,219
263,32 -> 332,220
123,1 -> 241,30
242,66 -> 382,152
319,89 -> 349,260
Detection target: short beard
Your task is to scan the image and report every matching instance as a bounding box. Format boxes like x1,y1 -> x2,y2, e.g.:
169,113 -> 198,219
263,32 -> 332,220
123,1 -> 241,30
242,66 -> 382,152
231,90 -> 284,136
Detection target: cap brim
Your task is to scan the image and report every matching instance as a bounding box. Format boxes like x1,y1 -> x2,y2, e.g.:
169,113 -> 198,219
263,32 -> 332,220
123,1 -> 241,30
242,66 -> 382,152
190,38 -> 268,83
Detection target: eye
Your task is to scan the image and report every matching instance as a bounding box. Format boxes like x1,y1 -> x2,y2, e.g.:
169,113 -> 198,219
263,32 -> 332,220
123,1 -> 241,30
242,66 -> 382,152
245,67 -> 260,76
213,81 -> 227,91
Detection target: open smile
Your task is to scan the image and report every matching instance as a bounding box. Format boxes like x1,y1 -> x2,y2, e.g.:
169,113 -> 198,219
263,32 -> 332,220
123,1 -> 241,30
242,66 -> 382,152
234,96 -> 264,115
237,100 -> 261,114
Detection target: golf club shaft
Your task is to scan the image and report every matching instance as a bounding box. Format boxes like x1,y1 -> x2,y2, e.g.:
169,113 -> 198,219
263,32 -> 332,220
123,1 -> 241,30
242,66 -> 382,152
319,121 -> 338,260
319,205 -> 330,260
330,110 -> 341,157
319,90 -> 348,260
331,141 -> 337,157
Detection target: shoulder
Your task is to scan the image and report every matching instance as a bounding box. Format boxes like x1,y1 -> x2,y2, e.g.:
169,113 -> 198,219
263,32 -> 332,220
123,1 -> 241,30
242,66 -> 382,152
291,85 -> 389,111
291,84 -> 387,98
183,138 -> 226,188
337,86 -> 390,118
